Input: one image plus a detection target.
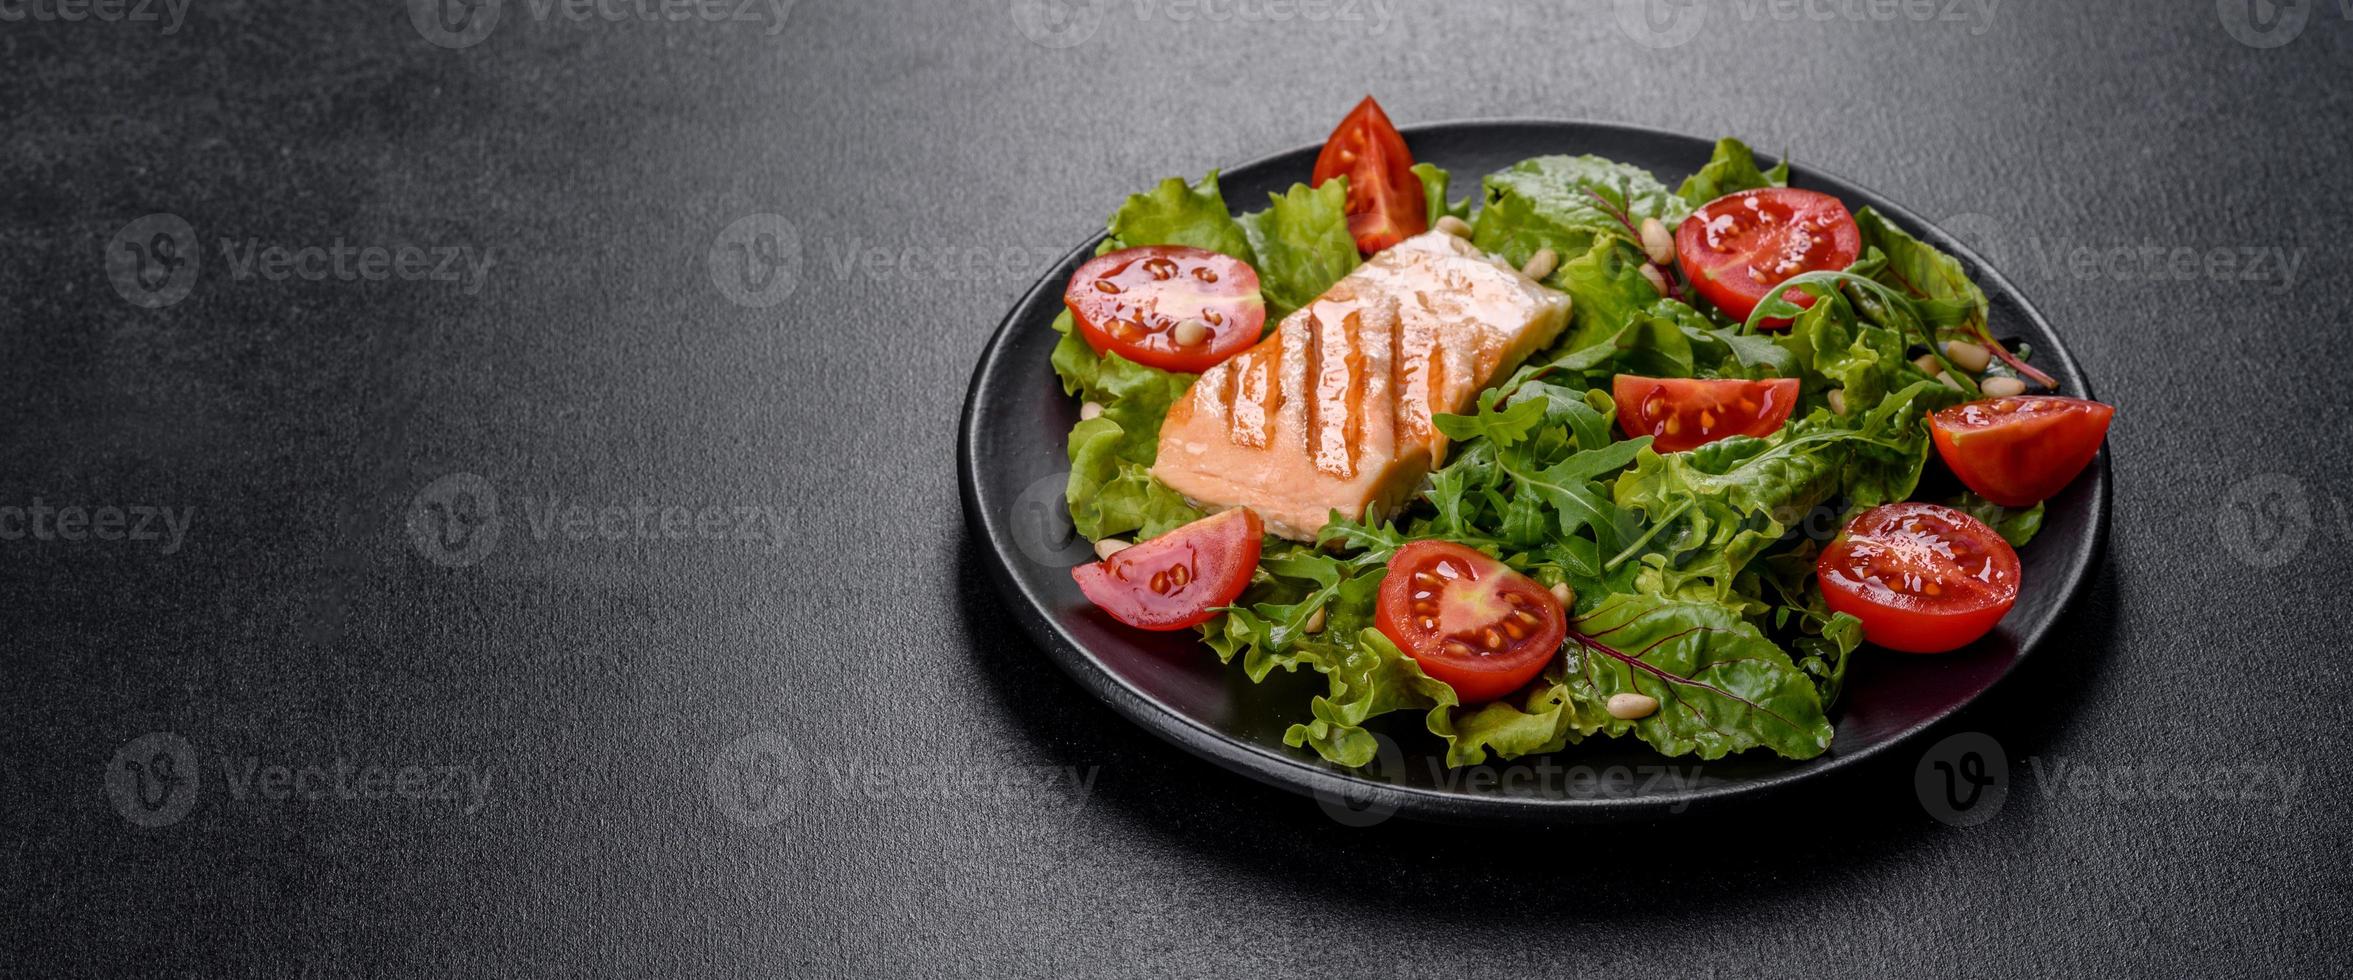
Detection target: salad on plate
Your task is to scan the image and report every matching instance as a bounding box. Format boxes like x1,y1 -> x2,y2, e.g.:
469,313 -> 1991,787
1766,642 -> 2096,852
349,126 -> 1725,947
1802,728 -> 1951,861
1048,98 -> 2114,770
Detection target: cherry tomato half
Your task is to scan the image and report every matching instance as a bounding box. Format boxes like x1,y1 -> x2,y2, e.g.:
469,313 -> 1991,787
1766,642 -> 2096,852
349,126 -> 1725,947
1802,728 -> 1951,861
1817,502 -> 2021,654
1311,96 -> 1428,256
1072,508 -> 1263,632
1065,245 -> 1266,374
1929,396 -> 2115,508
1613,375 -> 1800,454
1374,541 -> 1566,703
1675,187 -> 1860,326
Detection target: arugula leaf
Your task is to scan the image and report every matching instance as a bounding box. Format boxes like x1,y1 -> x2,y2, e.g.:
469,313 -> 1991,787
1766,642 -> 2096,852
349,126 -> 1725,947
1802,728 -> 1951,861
1102,173 -> 1256,261
1677,137 -> 1789,205
1238,179 -> 1360,320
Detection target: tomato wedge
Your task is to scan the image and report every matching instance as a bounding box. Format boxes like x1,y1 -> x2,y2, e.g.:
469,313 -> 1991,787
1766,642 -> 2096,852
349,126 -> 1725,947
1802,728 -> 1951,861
1072,508 -> 1263,632
1613,375 -> 1800,454
1929,396 -> 2115,507
1817,503 -> 2020,654
1311,96 -> 1428,256
1675,187 -> 1860,326
1374,541 -> 1565,703
1065,245 -> 1266,374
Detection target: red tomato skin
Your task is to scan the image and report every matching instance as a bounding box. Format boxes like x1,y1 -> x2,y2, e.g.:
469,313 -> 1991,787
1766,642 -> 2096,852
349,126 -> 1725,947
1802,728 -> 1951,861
1817,503 -> 2021,654
1612,376 -> 1801,453
1674,188 -> 1860,326
1930,396 -> 2115,508
1072,508 -> 1263,632
1311,96 -> 1427,255
1374,541 -> 1565,703
1064,245 -> 1266,375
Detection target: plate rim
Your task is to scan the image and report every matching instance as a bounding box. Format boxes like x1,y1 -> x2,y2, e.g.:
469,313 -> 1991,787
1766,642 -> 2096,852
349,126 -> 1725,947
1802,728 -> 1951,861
958,118 -> 2110,825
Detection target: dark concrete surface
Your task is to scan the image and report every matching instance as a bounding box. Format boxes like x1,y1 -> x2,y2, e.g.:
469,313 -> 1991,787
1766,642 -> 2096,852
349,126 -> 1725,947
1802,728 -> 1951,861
3,0 -> 2347,975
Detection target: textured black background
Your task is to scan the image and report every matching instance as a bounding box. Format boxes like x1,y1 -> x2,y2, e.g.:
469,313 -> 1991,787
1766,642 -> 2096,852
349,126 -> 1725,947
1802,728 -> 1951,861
5,0 -> 2348,976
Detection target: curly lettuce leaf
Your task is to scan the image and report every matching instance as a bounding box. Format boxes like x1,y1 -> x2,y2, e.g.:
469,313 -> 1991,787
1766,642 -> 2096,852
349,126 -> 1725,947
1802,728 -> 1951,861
1101,172 -> 1255,261
1677,137 -> 1790,205
1412,162 -> 1471,226
1237,179 -> 1359,320
1050,311 -> 1203,540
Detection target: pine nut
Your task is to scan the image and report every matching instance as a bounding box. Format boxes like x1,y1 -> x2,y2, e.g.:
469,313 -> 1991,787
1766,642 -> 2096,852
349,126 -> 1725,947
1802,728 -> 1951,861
1640,217 -> 1675,265
1937,371 -> 1965,392
1079,401 -> 1104,421
1093,538 -> 1130,561
1434,215 -> 1473,239
1303,605 -> 1327,634
1549,581 -> 1575,607
1942,340 -> 1993,373
1606,692 -> 1660,720
1172,319 -> 1210,346
1520,248 -> 1559,281
1913,354 -> 1943,374
1640,263 -> 1670,296
1823,388 -> 1847,415
1981,376 -> 2027,397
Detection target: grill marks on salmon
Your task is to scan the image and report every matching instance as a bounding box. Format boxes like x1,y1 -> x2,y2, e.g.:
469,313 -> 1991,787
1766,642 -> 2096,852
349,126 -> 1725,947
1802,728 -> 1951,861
1153,231 -> 1573,540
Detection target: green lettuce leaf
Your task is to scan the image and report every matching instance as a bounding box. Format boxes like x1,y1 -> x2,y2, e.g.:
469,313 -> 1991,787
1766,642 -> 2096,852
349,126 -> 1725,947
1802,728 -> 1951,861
1412,162 -> 1471,226
1050,310 -> 1203,540
1677,137 -> 1789,205
1237,179 -> 1360,320
1470,155 -> 1690,347
1102,172 -> 1255,261
1853,206 -> 1987,339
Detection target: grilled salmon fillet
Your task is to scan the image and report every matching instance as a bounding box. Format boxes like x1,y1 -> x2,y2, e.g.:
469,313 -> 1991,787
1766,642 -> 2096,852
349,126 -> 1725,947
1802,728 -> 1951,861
1152,231 -> 1573,540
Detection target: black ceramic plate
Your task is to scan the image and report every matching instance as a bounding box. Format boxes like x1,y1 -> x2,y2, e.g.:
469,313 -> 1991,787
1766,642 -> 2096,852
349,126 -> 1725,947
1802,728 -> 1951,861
959,120 -> 2108,825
